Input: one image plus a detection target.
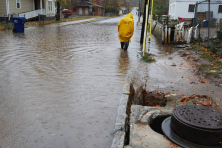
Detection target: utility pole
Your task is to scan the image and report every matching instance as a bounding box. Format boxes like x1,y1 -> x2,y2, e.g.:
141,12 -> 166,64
208,0 -> 210,47
126,0 -> 129,13
138,0 -> 141,22
128,0 -> 130,13
140,0 -> 151,44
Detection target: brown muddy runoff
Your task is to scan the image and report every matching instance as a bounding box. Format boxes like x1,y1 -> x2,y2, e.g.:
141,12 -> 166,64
0,8 -> 221,148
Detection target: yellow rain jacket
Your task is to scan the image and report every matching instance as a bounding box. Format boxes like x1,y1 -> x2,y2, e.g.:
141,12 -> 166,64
118,13 -> 134,42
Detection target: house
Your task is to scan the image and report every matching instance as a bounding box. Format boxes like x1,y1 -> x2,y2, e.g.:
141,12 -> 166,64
119,7 -> 127,15
69,0 -> 105,16
0,0 -> 56,21
168,0 -> 204,19
169,0 -> 222,23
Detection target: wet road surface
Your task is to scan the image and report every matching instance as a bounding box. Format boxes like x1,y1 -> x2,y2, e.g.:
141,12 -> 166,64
0,8 -> 221,148
0,9 -> 140,148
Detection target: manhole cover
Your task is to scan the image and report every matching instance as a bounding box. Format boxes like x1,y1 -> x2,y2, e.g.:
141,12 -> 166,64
173,105 -> 222,130
162,105 -> 222,147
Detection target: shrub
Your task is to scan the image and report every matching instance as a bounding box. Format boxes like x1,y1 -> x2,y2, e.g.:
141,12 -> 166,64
210,43 -> 218,53
140,52 -> 155,63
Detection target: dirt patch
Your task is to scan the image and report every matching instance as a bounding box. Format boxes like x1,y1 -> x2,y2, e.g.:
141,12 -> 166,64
180,44 -> 222,87
135,88 -> 222,111
141,90 -> 167,107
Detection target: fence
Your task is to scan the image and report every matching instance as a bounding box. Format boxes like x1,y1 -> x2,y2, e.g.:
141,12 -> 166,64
192,1 -> 222,55
153,15 -> 170,26
151,20 -> 193,44
193,1 -> 222,39
193,1 -> 222,27
152,15 -> 194,44
151,1 -> 222,45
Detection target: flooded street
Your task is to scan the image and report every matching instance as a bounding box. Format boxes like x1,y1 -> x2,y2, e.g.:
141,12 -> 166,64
0,9 -> 140,148
0,8 -> 221,148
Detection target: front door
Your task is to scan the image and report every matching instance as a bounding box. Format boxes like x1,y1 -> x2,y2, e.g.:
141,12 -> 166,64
85,8 -> 88,15
79,8 -> 82,15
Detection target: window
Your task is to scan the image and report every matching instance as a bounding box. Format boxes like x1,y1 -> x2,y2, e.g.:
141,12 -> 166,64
188,4 -> 195,12
16,0 -> 21,9
73,7 -> 76,12
48,1 -> 52,11
219,5 -> 222,13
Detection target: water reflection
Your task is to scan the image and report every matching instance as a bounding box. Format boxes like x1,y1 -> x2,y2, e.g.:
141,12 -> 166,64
118,50 -> 129,76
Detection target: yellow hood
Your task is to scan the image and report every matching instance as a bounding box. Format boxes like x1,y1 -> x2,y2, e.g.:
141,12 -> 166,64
118,13 -> 134,42
126,13 -> 133,19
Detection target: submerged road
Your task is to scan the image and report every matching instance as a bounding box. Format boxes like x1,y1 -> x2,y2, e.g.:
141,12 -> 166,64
0,8 -> 140,148
0,7 -> 221,148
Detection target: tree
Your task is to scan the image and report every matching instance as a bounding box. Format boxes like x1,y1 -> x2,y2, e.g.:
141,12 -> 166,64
56,0 -> 70,21
153,5 -> 166,16
153,0 -> 169,15
105,0 -> 124,15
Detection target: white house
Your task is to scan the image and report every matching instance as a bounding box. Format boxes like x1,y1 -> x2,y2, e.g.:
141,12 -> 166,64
169,0 -> 222,23
119,7 -> 127,15
169,0 -> 205,19
0,0 -> 56,21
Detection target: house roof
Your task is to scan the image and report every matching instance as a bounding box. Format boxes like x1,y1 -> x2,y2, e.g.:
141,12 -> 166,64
71,1 -> 104,8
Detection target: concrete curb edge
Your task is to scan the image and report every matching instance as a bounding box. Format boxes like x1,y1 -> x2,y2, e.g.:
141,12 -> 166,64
111,82 -> 130,148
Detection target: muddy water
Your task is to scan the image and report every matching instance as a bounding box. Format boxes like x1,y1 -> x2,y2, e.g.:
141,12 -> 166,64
0,8 -> 221,148
0,10 -> 140,148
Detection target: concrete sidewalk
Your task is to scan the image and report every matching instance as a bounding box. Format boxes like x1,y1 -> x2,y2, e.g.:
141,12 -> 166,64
56,18 -> 99,26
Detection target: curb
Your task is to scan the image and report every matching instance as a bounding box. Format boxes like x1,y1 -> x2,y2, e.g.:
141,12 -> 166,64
111,82 -> 130,148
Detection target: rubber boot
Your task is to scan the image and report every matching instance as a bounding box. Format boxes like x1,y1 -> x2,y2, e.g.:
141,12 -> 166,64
121,42 -> 124,49
124,46 -> 128,50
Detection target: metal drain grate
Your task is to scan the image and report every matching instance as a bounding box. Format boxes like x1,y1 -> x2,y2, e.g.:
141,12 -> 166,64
173,105 -> 222,129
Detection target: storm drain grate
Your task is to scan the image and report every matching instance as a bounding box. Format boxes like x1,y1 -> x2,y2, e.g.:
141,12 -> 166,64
162,105 -> 222,148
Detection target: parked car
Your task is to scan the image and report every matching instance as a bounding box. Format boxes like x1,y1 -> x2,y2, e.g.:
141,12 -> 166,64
61,10 -> 72,18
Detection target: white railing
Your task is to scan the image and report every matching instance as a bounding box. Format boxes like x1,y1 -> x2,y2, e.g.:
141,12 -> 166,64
19,9 -> 46,19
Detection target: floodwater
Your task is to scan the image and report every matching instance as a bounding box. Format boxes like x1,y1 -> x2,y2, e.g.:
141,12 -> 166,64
0,8 -> 221,148
0,9 -> 139,148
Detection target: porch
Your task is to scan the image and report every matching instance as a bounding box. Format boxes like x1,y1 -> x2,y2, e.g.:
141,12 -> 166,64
18,9 -> 46,20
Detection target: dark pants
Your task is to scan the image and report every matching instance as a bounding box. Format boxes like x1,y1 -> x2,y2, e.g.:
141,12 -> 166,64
120,41 -> 129,50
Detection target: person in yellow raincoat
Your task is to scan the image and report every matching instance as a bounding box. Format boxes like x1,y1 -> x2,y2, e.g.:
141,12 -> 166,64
118,13 -> 134,50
